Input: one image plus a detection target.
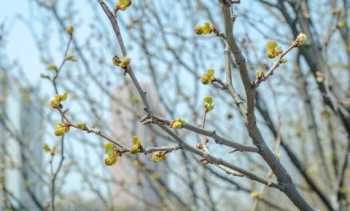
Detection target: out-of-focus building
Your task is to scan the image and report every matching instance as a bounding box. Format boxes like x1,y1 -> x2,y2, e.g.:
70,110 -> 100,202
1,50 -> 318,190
18,87 -> 44,211
110,82 -> 168,210
0,73 -> 44,211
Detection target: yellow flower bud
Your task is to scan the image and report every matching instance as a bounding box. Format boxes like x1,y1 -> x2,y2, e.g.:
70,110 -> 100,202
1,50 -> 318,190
116,0 -> 132,11
250,191 -> 262,199
112,56 -> 130,69
47,64 -> 58,71
59,91 -> 68,101
42,144 -> 51,153
255,71 -> 265,81
130,136 -> 143,154
266,40 -> 282,59
151,151 -> 166,162
65,55 -> 77,62
54,123 -> 70,136
103,143 -> 121,166
295,33 -> 307,46
204,96 -> 214,113
130,95 -> 140,105
77,123 -> 87,130
104,152 -> 119,166
201,68 -> 215,84
43,144 -> 56,156
170,118 -> 185,129
49,96 -> 61,108
104,143 -> 114,154
195,22 -> 215,35
66,25 -> 74,35
49,91 -> 69,108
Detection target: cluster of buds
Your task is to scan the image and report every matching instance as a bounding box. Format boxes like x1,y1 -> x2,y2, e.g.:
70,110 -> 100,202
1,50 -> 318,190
194,22 -> 216,35
54,122 -> 70,136
116,0 -> 132,11
204,96 -> 214,113
104,143 -> 121,166
266,40 -> 282,59
49,91 -> 69,109
112,56 -> 130,69
266,33 -> 307,59
151,151 -> 167,162
130,136 -> 143,154
170,118 -> 185,129
201,68 -> 215,84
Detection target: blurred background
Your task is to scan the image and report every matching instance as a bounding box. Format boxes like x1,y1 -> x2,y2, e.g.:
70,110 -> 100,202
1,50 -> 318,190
0,0 -> 349,210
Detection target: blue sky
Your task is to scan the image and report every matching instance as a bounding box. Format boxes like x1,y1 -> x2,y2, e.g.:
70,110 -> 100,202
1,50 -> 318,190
2,1 -> 43,83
